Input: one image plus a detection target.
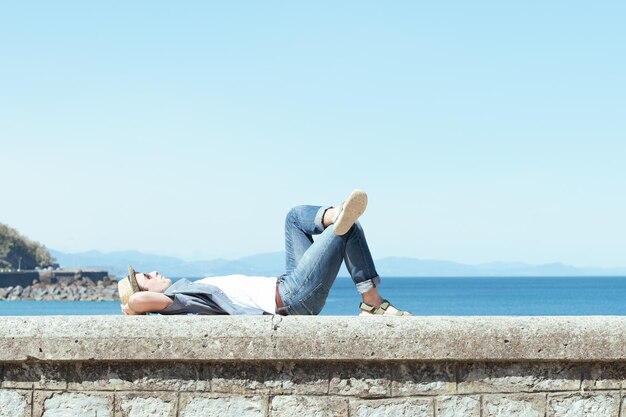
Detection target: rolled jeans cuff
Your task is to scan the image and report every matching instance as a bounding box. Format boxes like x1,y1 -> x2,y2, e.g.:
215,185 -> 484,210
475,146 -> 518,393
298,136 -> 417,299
314,206 -> 331,233
355,276 -> 381,294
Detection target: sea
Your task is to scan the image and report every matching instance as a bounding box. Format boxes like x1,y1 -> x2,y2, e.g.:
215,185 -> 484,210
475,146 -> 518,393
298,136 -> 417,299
1,276 -> 626,316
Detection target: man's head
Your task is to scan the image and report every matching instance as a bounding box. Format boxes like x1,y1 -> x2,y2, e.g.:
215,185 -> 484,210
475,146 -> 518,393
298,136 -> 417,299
134,270 -> 172,293
118,266 -> 173,304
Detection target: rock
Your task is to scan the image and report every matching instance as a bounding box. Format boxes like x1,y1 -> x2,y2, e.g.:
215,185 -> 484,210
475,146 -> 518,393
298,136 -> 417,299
12,285 -> 23,297
81,277 -> 96,288
1,278 -> 119,302
21,286 -> 32,298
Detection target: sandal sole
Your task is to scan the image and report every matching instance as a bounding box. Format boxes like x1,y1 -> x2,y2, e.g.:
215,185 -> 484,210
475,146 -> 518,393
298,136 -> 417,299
359,310 -> 412,316
334,190 -> 368,236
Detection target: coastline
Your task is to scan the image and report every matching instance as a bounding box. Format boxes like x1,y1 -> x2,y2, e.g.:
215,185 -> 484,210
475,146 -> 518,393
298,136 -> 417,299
0,275 -> 118,301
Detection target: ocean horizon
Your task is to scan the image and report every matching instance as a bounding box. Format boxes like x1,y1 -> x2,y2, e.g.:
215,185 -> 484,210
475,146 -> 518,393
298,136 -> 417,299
1,276 -> 626,316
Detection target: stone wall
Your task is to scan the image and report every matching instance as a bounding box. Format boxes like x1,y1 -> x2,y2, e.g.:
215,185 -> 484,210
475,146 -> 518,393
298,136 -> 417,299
0,272 -> 38,289
1,316 -> 626,416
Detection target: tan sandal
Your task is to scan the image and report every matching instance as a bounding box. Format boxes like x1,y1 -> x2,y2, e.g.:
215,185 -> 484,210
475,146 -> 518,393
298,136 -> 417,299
334,189 -> 368,236
359,299 -> 411,316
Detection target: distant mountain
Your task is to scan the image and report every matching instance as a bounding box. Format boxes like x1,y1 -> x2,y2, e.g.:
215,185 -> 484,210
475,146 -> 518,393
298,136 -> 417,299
49,250 -> 285,277
372,257 -> 626,277
49,249 -> 626,278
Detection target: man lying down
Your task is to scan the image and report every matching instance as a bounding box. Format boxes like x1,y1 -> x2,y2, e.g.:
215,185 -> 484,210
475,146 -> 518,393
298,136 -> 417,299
118,189 -> 411,317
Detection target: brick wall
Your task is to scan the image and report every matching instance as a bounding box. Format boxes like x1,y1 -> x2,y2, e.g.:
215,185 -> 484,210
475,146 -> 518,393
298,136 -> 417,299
0,361 -> 624,416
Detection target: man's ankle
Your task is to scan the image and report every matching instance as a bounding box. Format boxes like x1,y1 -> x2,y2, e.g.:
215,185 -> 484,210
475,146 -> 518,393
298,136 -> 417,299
322,207 -> 337,228
362,293 -> 383,308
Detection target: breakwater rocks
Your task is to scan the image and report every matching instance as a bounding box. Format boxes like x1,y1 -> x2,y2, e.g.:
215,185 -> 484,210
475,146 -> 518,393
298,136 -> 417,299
0,275 -> 118,301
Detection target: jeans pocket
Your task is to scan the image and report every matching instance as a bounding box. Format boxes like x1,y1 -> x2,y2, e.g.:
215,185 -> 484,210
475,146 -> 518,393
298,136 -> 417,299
299,282 -> 328,315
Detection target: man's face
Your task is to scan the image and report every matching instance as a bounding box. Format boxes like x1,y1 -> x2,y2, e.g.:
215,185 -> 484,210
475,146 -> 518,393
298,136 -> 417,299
135,271 -> 172,293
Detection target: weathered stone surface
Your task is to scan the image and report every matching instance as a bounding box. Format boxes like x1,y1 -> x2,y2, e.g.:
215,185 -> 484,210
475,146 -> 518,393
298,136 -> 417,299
581,363 -> 626,390
68,362 -> 206,391
210,362 -> 328,395
3,316 -> 626,361
115,392 -> 177,417
459,362 -> 580,393
0,389 -> 31,417
484,394 -> 545,417
274,316 -> 626,361
270,395 -> 348,417
548,393 -> 619,417
179,394 -> 266,417
436,395 -> 480,417
0,316 -> 273,362
4,317 -> 626,416
34,391 -> 114,417
329,363 -> 390,398
3,363 -> 67,390
349,398 -> 433,417
393,363 -> 455,396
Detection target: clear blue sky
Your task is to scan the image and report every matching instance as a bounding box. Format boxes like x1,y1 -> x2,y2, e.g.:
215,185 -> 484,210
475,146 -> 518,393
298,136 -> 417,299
1,2 -> 624,267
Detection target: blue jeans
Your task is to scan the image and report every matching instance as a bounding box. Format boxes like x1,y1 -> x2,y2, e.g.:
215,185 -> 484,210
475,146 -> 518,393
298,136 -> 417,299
277,205 -> 381,315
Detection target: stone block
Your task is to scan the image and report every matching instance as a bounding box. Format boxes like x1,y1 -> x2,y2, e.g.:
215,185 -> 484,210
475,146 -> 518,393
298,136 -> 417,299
273,316 -> 434,361
6,316 -> 626,362
2,363 -> 67,390
483,394 -> 545,417
436,395 -> 480,417
0,316 -> 275,362
349,398 -> 433,417
33,391 -> 114,417
115,392 -> 177,417
392,363 -> 455,396
0,389 -> 31,417
271,316 -> 626,361
68,362 -> 206,391
270,395 -> 348,417
329,362 -> 391,398
548,393 -> 619,417
210,362 -> 328,395
581,363 -> 626,390
459,362 -> 580,393
179,394 -> 266,417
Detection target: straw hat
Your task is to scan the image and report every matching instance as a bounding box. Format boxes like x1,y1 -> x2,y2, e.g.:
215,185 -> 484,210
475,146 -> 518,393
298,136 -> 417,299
118,265 -> 141,304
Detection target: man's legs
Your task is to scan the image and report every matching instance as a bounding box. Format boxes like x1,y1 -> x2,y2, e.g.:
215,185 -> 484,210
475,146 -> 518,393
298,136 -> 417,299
283,205 -> 327,275
278,206 -> 382,315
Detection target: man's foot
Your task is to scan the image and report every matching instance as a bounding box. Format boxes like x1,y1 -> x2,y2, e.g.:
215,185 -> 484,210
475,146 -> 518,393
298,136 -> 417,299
334,189 -> 368,236
359,300 -> 412,316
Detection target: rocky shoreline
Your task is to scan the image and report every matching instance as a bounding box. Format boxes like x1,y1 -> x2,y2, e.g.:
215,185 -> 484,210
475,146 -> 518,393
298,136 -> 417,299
0,276 -> 119,301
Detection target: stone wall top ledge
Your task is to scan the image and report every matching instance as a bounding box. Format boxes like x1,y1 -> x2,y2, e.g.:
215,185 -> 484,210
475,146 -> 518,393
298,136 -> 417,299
1,316 -> 626,362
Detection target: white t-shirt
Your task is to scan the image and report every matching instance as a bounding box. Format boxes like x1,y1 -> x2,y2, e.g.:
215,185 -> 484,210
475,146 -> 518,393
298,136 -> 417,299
196,275 -> 277,315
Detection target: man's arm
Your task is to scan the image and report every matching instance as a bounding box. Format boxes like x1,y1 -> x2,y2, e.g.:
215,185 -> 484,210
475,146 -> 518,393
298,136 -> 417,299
124,292 -> 173,314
